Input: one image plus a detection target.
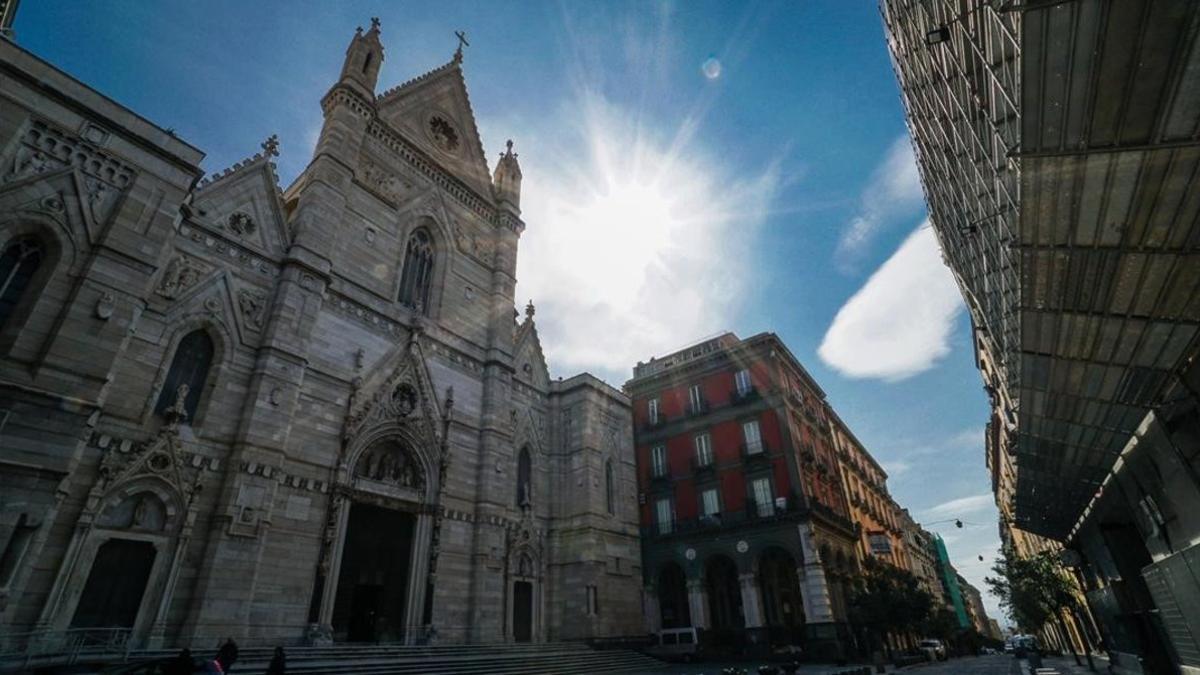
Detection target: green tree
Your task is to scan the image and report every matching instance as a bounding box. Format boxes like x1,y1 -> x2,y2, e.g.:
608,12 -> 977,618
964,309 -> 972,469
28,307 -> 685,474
848,558 -> 934,655
985,550 -> 1092,668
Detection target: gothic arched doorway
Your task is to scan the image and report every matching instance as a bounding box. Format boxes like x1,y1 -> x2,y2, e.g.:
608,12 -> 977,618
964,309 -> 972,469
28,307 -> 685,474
70,539 -> 157,629
327,437 -> 431,644
658,562 -> 691,628
706,555 -> 743,630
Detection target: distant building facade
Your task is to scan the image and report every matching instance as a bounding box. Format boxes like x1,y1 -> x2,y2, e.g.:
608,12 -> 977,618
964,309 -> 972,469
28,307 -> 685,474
0,21 -> 643,649
898,509 -> 944,610
627,333 -> 858,658
828,413 -> 907,572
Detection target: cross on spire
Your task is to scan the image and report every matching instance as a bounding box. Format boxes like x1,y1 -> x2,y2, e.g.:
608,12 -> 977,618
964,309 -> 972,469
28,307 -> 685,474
454,30 -> 469,62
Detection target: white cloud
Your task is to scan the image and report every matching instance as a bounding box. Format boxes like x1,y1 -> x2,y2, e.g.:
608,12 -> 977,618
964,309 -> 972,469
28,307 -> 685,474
924,493 -> 994,518
836,135 -> 924,271
879,459 -> 911,476
818,223 -> 964,381
497,93 -> 779,384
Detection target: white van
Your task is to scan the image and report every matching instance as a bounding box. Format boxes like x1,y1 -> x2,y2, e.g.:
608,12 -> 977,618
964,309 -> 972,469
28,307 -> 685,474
647,627 -> 701,661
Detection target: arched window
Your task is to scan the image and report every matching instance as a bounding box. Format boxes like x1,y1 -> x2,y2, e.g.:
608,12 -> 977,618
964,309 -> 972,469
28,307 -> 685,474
398,228 -> 434,313
516,447 -> 531,508
605,460 -> 615,514
0,238 -> 44,330
154,329 -> 215,422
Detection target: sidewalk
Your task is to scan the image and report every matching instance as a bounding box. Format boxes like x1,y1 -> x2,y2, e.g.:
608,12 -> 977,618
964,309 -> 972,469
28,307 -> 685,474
1019,653 -> 1112,675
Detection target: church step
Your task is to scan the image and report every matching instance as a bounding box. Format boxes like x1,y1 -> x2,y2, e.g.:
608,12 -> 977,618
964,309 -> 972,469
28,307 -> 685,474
233,651 -> 664,675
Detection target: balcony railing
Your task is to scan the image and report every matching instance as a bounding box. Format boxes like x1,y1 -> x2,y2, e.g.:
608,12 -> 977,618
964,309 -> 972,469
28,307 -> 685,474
691,456 -> 716,475
650,469 -> 671,485
640,494 -> 806,539
643,414 -> 667,431
740,442 -> 770,462
731,386 -> 761,405
686,400 -> 710,417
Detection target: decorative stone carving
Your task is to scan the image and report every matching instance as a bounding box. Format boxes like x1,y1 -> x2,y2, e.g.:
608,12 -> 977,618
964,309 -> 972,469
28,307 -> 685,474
427,115 -> 460,152
452,221 -> 496,264
3,119 -> 135,188
237,288 -> 268,329
156,254 -> 211,299
355,440 -> 425,490
97,492 -> 167,531
227,211 -> 256,236
360,160 -> 410,202
94,292 -> 114,320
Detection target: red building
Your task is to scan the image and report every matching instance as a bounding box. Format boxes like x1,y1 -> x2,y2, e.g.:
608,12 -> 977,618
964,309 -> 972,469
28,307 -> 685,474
626,333 -> 859,656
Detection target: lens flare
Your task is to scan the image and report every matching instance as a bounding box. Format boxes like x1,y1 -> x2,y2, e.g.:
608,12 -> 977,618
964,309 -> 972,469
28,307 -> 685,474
701,57 -> 722,80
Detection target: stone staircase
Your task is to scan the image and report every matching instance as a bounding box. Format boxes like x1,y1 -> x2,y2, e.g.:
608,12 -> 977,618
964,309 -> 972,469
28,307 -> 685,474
131,642 -> 667,674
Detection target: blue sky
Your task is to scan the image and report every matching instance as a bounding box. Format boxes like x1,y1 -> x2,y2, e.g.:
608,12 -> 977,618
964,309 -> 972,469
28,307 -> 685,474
15,1 -> 1005,622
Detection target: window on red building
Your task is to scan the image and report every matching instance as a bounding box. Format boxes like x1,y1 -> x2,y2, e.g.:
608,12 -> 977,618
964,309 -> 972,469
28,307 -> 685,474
688,384 -> 704,414
734,369 -> 752,395
651,445 -> 667,477
655,497 -> 674,534
700,488 -> 720,518
694,433 -> 713,467
743,419 -> 763,454
648,398 -> 660,424
751,477 -> 773,517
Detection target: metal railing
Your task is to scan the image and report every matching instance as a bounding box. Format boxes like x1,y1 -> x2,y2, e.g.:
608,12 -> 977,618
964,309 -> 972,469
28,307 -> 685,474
0,627 -> 133,669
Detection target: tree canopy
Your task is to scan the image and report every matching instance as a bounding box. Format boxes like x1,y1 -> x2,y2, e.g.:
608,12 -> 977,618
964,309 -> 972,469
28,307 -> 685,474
985,550 -> 1077,633
848,557 -> 934,640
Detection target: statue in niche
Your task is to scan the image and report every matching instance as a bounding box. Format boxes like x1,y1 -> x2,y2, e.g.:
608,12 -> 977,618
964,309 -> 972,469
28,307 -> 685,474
356,441 -> 424,490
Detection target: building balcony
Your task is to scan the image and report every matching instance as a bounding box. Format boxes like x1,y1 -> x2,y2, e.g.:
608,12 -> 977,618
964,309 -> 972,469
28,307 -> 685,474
642,414 -> 667,431
731,387 -> 761,405
639,493 -> 806,540
685,400 -> 710,417
740,442 -> 770,464
649,470 -> 671,486
691,457 -> 716,476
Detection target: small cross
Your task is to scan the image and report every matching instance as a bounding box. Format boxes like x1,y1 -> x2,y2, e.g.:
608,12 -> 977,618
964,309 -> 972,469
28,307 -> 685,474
454,30 -> 469,61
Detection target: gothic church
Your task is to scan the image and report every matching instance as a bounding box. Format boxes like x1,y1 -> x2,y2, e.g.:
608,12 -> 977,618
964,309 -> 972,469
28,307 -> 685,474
0,20 -> 643,647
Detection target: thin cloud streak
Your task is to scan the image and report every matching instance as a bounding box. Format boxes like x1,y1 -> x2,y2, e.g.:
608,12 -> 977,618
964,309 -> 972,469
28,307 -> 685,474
835,134 -> 924,273
924,493 -> 994,518
819,223 -> 965,381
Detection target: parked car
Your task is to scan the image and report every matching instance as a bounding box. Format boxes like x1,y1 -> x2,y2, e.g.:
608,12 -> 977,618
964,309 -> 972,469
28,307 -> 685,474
646,627 -> 702,662
918,638 -> 948,661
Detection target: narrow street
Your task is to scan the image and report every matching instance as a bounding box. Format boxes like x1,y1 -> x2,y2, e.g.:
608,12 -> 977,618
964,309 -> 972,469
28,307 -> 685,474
912,655 -> 1016,674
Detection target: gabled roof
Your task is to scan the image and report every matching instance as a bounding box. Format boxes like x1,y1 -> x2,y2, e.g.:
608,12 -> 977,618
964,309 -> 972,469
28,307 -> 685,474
190,137 -> 289,258
375,55 -> 495,203
514,304 -> 550,391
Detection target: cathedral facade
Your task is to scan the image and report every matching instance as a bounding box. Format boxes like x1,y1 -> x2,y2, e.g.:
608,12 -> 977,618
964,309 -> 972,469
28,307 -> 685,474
0,21 -> 643,647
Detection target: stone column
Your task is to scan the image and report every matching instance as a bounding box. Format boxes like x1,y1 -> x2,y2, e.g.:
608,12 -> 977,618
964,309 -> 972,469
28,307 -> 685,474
739,573 -> 765,628
802,564 -> 835,623
686,579 -> 709,629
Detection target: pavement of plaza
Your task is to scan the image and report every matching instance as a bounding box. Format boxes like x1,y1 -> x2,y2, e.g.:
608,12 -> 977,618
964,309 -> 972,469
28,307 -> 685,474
650,653 -> 1113,675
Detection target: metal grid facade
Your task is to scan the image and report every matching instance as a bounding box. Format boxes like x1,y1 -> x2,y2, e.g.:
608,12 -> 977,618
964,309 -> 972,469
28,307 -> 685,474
882,0 -> 1200,539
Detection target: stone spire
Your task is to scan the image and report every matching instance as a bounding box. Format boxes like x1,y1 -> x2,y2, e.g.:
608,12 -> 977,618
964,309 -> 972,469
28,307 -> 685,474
492,139 -> 522,212
338,17 -> 384,100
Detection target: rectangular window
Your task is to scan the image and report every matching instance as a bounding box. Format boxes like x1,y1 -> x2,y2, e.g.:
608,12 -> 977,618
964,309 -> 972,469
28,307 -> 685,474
0,514 -> 36,589
586,585 -> 600,616
700,488 -> 720,518
688,384 -> 704,413
751,478 -> 773,517
656,498 -> 674,534
648,398 -> 660,423
735,369 -> 752,395
743,419 -> 763,454
651,445 -> 667,478
869,532 -> 892,555
694,433 -> 713,467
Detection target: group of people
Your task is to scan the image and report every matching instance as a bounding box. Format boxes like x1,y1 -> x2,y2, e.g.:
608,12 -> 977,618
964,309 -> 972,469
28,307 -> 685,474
163,639 -> 287,674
